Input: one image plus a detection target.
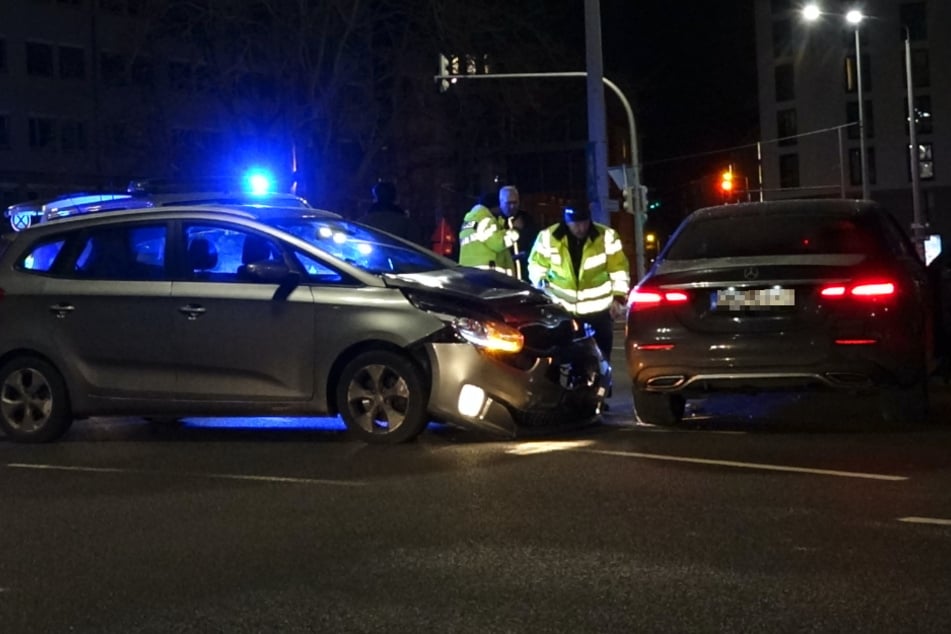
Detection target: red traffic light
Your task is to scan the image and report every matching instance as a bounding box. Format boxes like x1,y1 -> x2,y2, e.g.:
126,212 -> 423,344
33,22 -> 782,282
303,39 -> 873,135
719,170 -> 734,193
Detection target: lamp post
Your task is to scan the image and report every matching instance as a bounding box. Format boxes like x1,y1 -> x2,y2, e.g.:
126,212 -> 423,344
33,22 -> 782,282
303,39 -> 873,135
904,28 -> 926,257
802,5 -> 869,200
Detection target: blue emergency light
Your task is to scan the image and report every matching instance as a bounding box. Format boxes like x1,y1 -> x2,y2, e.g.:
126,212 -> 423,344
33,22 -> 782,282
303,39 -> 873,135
244,169 -> 274,196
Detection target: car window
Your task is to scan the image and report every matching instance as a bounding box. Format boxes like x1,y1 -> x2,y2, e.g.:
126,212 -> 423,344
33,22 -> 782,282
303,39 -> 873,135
184,224 -> 284,282
665,213 -> 887,260
72,224 -> 166,280
19,238 -> 67,272
292,251 -> 346,284
269,217 -> 443,274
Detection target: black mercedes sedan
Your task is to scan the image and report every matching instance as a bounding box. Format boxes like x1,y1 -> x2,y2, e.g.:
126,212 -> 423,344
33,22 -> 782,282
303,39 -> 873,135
625,200 -> 935,426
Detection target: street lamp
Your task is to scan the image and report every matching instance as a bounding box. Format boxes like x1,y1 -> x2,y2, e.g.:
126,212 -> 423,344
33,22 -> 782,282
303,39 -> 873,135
802,4 -> 869,200
904,27 -> 926,257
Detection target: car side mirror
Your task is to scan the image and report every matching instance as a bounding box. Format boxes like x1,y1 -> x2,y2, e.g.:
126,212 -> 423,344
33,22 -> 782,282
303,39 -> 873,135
243,261 -> 300,301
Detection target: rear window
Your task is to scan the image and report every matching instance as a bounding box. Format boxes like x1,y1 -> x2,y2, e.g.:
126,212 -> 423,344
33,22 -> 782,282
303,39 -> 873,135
21,238 -> 67,272
664,213 -> 888,260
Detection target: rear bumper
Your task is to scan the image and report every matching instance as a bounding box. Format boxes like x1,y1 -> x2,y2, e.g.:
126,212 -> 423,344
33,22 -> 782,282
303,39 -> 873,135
627,335 -> 925,396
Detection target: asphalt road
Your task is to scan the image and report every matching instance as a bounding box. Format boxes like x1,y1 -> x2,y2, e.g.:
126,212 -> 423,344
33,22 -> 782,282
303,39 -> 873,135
1,340 -> 950,632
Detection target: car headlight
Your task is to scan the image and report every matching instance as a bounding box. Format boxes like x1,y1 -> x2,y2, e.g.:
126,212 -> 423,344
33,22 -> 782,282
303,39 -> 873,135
454,317 -> 524,353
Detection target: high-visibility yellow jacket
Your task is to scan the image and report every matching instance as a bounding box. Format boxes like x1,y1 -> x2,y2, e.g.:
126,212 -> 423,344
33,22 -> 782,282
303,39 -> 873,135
528,222 -> 630,315
458,204 -> 517,276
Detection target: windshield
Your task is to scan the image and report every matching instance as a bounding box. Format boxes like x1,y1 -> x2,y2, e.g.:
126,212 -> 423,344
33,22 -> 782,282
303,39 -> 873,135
269,217 -> 446,275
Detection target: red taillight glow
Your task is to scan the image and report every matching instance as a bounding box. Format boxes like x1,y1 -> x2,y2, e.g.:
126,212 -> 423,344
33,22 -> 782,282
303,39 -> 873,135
636,343 -> 676,351
852,282 -> 895,297
835,338 -> 878,345
820,280 -> 896,301
628,288 -> 689,311
820,286 -> 847,297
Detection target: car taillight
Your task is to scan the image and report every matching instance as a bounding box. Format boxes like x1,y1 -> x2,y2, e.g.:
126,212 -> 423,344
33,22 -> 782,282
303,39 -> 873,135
628,288 -> 689,311
820,280 -> 896,301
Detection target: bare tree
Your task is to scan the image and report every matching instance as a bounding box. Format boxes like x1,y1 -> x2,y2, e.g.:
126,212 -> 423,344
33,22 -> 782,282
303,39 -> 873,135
128,0 -> 580,219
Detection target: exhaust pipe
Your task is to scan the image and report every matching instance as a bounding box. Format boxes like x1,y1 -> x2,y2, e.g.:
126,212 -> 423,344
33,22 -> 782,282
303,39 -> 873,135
645,375 -> 686,390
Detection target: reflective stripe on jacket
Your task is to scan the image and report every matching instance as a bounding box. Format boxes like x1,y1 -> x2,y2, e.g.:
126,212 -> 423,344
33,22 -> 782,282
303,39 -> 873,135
458,204 -> 515,276
528,222 -> 630,315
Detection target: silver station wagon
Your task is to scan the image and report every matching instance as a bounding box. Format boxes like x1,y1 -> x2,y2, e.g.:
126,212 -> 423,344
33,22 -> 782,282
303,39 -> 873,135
0,205 -> 609,443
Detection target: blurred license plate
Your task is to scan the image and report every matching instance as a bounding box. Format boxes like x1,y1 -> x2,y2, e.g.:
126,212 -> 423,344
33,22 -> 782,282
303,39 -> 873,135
713,288 -> 795,311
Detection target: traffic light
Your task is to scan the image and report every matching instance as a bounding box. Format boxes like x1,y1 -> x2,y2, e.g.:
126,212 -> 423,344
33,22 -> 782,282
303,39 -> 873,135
437,54 -> 451,92
622,187 -> 634,213
719,170 -> 734,194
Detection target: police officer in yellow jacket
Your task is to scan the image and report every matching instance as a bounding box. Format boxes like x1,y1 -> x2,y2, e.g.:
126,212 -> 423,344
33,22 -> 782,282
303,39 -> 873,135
528,203 -> 630,360
458,191 -> 519,276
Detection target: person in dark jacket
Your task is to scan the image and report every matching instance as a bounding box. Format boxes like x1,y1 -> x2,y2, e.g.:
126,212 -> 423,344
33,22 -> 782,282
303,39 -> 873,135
358,181 -> 418,243
499,185 -> 538,282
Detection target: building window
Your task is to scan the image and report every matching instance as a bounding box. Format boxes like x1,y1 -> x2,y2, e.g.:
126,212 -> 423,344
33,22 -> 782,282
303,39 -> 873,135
910,49 -> 929,88
777,108 -> 797,146
131,57 -> 153,87
28,117 -> 56,149
60,120 -> 87,152
99,0 -> 125,14
846,101 -> 874,139
849,147 -> 877,186
100,51 -> 126,86
779,154 -> 799,189
770,0 -> 793,14
905,95 -> 933,135
59,45 -> 85,79
26,42 -> 54,77
168,61 -> 192,91
843,54 -> 871,93
0,39 -> 7,73
0,114 -> 10,149
772,19 -> 791,57
194,64 -> 214,93
774,63 -> 794,101
917,143 -> 934,180
900,3 -> 927,41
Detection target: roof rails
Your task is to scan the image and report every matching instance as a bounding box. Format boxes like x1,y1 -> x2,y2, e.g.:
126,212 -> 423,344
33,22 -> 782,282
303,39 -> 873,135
126,177 -> 245,196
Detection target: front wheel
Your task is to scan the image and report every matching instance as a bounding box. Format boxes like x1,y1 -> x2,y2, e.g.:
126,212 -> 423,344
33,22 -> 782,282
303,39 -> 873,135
336,350 -> 429,444
633,389 -> 685,426
0,356 -> 72,442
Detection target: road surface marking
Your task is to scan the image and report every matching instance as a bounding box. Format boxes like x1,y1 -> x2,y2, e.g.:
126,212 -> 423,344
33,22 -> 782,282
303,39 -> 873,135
898,516 -> 951,526
577,449 -> 907,481
5,463 -> 365,487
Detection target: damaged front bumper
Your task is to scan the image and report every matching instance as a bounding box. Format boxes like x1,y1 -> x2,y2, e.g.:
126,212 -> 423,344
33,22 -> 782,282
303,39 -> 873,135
425,336 -> 611,437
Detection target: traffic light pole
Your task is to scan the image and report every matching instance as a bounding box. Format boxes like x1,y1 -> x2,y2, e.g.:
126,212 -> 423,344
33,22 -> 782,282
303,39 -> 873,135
434,70 -> 647,281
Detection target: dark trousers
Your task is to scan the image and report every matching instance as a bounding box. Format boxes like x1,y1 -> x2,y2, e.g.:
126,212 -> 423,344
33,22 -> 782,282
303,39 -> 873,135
578,309 -> 614,361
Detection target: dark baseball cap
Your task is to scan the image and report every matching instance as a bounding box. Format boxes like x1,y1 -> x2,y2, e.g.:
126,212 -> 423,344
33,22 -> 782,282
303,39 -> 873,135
563,204 -> 591,222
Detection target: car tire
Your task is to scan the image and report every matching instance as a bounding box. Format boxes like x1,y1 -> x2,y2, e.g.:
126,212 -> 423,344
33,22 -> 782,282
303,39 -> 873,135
879,379 -> 929,424
633,389 -> 685,426
336,350 -> 430,444
0,356 -> 73,443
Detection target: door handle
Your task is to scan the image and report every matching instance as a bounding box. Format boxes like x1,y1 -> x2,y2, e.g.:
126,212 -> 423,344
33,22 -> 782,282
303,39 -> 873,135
178,304 -> 207,320
49,303 -> 75,319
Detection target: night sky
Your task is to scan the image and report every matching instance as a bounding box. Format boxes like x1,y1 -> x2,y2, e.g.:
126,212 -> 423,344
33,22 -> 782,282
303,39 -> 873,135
599,1 -> 760,212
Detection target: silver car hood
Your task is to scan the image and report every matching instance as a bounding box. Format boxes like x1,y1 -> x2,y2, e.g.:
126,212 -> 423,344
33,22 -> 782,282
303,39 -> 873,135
383,267 -> 543,303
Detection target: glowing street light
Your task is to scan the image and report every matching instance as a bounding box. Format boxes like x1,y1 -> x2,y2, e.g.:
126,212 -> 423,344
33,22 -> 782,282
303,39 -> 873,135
801,4 -> 869,200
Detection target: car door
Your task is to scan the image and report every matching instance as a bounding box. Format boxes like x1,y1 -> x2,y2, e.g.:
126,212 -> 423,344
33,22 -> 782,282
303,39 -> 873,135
44,222 -> 176,397
169,222 -> 316,402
